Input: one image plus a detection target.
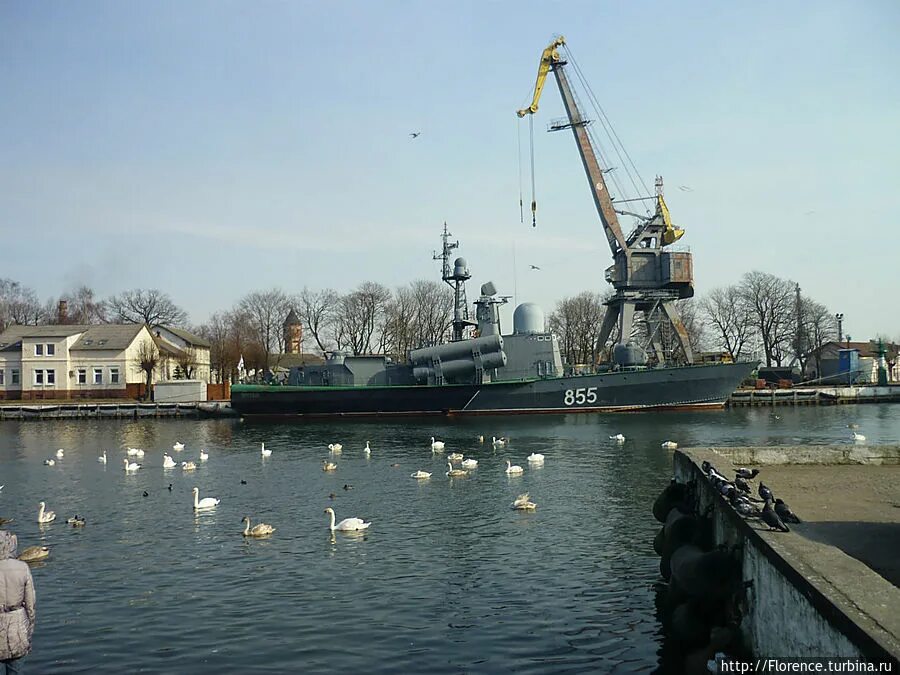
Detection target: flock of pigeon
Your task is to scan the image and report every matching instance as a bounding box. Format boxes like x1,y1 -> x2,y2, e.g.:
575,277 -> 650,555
700,460 -> 801,532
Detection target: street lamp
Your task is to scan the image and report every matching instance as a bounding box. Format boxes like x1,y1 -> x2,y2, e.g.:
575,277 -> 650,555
835,313 -> 844,343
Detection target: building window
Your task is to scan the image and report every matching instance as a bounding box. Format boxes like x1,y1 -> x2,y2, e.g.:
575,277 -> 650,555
46,369 -> 55,385
46,343 -> 55,356
109,367 -> 120,384
77,369 -> 86,384
93,368 -> 103,385
0,370 -> 4,385
35,344 -> 44,356
34,369 -> 44,385
11,369 -> 19,385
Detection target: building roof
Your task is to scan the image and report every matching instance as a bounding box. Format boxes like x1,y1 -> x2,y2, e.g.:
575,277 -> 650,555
812,340 -> 899,359
270,353 -> 324,370
160,325 -> 211,348
283,309 -> 301,327
152,335 -> 188,359
0,324 -> 90,345
71,324 -> 147,351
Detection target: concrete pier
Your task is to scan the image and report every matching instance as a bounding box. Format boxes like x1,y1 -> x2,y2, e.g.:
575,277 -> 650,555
728,384 -> 900,406
0,401 -> 237,420
674,444 -> 899,664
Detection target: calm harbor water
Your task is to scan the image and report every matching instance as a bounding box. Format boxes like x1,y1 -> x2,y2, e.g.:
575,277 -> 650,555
1,405 -> 898,673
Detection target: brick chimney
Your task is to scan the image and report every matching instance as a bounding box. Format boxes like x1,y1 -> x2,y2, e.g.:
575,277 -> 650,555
57,300 -> 68,324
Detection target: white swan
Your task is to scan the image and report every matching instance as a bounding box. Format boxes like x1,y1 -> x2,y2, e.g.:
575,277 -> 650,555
512,494 -> 537,510
98,450 -> 107,464
328,443 -> 343,454
173,442 -> 185,452
44,458 -> 55,466
461,458 -> 478,469
261,442 -> 272,457
38,501 -> 56,523
852,432 -> 866,442
324,507 -> 370,531
322,460 -> 337,471
527,453 -> 545,464
56,448 -> 65,458
477,435 -> 484,443
181,461 -> 197,472
447,452 -> 464,462
192,487 -> 219,510
364,441 -> 371,456
242,516 -> 275,537
163,454 -> 176,469
446,462 -> 468,478
505,459 -> 524,475
126,447 -> 144,457
492,436 -> 509,449
123,458 -> 141,473
430,437 -> 445,452
661,441 -> 678,450
609,434 -> 625,443
411,470 -> 432,479
199,449 -> 209,462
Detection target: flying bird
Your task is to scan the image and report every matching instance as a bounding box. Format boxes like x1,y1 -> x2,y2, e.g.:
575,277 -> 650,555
529,264 -> 541,270
678,185 -> 693,192
409,132 -> 421,139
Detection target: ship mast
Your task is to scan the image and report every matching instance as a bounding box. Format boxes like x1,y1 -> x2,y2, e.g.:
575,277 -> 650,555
433,223 -> 475,342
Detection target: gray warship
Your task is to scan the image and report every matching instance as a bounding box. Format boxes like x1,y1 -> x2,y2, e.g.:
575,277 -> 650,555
229,36 -> 756,418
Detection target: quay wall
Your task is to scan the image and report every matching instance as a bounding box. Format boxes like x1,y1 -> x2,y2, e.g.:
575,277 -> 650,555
673,446 -> 899,664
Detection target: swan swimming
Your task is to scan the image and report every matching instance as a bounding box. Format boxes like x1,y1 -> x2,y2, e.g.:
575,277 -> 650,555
181,461 -> 197,472
477,435 -> 484,443
67,515 -> 86,527
324,507 -> 370,532
163,454 -> 176,469
461,458 -> 478,469
199,449 -> 209,462
852,432 -> 866,442
410,470 -> 432,479
430,437 -> 445,452
492,436 -> 509,449
43,459 -> 55,466
192,487 -> 219,510
38,502 -> 56,523
447,452 -> 464,462
322,460 -> 337,471
242,516 -> 275,537
609,434 -> 626,443
261,442 -> 272,457
527,453 -> 545,464
364,441 -> 371,456
661,441 -> 678,450
55,448 -> 65,458
127,447 -> 145,457
173,442 -> 185,452
512,493 -> 537,510
505,459 -> 524,475
446,462 -> 468,478
98,450 -> 107,464
123,458 -> 141,472
328,443 -> 343,454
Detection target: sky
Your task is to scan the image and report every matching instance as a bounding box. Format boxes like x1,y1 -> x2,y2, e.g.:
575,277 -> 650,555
1,1 -> 898,341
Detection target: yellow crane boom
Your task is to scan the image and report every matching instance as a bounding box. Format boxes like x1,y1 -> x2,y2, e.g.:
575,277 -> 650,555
517,37 -> 566,118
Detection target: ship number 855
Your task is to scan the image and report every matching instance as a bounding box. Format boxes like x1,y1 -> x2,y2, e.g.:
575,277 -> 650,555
564,387 -> 598,406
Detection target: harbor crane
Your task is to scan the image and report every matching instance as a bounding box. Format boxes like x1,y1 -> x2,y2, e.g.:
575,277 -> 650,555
518,36 -> 695,365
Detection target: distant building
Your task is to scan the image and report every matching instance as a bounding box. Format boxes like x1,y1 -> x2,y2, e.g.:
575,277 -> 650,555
804,340 -> 899,383
151,326 -> 212,382
283,309 -> 302,355
0,324 -> 155,400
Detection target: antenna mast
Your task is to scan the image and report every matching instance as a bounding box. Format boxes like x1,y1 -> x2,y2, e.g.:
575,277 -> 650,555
433,223 -> 476,342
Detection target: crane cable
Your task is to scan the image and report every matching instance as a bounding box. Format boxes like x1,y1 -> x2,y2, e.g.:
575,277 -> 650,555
529,113 -> 537,227
517,120 -> 524,224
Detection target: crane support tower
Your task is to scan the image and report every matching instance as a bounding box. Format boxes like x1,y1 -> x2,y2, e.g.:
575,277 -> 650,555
518,37 -> 695,365
434,223 -> 476,342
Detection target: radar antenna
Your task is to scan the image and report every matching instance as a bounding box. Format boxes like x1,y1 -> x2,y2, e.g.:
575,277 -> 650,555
433,223 -> 476,342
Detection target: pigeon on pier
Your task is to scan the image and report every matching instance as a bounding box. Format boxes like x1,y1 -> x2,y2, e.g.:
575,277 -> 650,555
701,461 -> 712,474
761,499 -> 790,532
735,468 -> 760,480
758,482 -> 774,502
774,498 -> 801,524
735,477 -> 752,494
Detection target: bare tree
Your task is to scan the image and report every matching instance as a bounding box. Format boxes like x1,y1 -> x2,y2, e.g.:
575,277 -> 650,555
738,271 -> 796,367
60,285 -> 108,324
134,340 -> 160,400
335,282 -> 391,355
549,291 -> 606,365
175,346 -> 198,379
798,298 -> 836,378
106,289 -> 188,327
198,311 -> 233,383
0,279 -> 47,329
238,289 -> 291,371
297,287 -> 339,354
380,281 -> 453,358
700,285 -> 753,361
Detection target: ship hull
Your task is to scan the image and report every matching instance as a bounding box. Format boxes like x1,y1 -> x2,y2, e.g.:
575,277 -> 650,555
230,362 -> 755,418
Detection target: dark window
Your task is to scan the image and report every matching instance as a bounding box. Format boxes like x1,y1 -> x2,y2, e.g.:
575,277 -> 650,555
46,343 -> 55,356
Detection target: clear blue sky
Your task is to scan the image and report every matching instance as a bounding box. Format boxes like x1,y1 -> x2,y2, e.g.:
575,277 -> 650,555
2,1 -> 898,340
